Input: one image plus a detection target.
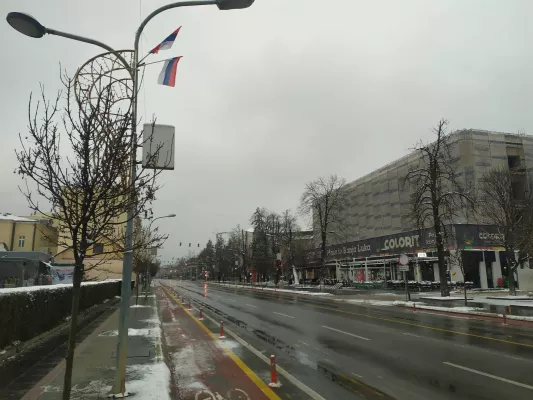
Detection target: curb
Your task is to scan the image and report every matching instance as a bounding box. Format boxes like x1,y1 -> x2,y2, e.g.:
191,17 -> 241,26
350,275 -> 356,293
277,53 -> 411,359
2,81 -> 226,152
397,304 -> 533,326
317,360 -> 392,399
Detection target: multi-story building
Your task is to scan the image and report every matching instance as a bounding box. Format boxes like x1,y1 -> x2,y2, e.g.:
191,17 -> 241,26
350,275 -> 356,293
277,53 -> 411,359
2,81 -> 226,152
312,129 -> 533,289
0,213 -> 57,254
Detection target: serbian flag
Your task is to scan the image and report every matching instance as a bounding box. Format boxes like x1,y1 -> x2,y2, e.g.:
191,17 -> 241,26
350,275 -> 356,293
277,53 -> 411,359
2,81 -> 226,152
157,56 -> 182,87
150,27 -> 181,54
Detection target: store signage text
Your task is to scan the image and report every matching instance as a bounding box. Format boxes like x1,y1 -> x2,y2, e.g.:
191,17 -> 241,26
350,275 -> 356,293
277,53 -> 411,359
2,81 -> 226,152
383,235 -> 420,250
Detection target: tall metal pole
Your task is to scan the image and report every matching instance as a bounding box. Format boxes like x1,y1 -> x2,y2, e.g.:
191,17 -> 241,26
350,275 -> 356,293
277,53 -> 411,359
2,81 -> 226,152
110,2 -> 217,396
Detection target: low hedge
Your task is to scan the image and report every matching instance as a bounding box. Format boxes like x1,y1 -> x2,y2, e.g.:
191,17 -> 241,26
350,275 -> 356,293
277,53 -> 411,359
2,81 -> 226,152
0,280 -> 121,350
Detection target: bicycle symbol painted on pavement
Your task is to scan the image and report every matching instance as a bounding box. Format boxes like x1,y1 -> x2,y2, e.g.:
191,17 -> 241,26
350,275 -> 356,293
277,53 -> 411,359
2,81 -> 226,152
195,388 -> 251,400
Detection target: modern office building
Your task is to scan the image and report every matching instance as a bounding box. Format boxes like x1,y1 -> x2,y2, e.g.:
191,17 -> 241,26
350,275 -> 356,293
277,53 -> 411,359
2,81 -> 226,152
309,129 -> 533,290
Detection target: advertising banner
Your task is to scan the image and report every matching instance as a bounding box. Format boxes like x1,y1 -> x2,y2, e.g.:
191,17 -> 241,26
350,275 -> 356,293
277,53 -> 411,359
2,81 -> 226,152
308,224 -> 502,262
52,266 -> 74,284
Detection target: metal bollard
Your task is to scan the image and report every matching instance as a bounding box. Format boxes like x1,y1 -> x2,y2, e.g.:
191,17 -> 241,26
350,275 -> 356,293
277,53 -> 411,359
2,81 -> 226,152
219,321 -> 225,339
268,355 -> 281,387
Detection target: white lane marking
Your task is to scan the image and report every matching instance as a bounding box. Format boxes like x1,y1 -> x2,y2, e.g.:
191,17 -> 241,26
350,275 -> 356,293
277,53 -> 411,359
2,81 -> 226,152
403,332 -> 422,338
188,301 -> 326,400
443,362 -> 533,390
273,311 -> 294,319
245,304 -> 258,308
322,325 -> 370,341
298,340 -> 329,355
314,346 -> 330,355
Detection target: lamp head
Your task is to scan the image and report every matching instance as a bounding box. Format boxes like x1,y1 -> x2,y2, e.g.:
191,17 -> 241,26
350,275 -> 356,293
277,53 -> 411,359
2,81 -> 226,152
6,12 -> 45,38
217,0 -> 255,10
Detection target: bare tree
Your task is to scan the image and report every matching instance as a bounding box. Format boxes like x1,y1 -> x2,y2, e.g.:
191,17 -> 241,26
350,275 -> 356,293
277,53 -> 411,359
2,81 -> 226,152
478,167 -> 533,295
404,119 -> 472,297
299,174 -> 347,288
228,225 -> 251,282
279,209 -> 299,281
132,223 -> 168,303
448,249 -> 468,306
15,67 -> 162,399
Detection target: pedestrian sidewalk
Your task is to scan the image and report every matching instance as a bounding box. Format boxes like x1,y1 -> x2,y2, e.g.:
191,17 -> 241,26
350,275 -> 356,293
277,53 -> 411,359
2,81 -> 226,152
23,289 -> 169,399
156,283 -> 287,400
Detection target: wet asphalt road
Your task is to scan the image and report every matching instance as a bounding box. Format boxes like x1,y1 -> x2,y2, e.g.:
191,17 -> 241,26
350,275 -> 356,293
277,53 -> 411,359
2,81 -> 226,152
164,280 -> 533,400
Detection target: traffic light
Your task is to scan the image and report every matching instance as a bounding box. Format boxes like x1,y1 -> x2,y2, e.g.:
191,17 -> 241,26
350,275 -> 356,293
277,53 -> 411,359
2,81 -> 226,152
179,242 -> 182,246
189,243 -> 191,247
198,243 -> 200,247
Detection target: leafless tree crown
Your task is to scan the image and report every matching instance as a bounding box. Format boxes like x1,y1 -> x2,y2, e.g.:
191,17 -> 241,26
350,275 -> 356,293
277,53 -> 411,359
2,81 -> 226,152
15,61 -> 163,276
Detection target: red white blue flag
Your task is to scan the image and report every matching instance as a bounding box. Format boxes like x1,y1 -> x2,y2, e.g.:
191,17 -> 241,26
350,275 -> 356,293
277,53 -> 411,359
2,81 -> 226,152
150,27 -> 181,54
157,56 -> 182,87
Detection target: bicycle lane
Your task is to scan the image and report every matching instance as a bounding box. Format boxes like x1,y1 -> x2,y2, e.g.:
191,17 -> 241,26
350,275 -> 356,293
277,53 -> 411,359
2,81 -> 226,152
156,284 -> 285,400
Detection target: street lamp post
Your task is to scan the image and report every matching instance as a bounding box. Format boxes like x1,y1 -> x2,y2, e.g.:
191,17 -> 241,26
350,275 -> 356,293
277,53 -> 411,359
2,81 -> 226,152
7,1 -> 256,397
147,213 -> 176,232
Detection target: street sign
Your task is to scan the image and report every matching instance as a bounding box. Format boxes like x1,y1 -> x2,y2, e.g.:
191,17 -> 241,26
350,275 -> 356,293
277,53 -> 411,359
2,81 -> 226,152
398,254 -> 409,271
398,254 -> 409,266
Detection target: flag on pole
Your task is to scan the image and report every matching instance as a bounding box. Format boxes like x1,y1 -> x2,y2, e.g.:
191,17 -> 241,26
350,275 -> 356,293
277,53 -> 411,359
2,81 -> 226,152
150,27 -> 182,54
157,56 -> 183,87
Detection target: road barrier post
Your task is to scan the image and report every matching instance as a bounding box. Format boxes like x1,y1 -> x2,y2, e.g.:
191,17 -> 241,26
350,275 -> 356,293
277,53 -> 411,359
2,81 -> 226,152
188,300 -> 192,310
503,310 -> 507,325
219,321 -> 225,339
199,308 -> 204,321
413,302 -> 416,312
268,355 -> 281,387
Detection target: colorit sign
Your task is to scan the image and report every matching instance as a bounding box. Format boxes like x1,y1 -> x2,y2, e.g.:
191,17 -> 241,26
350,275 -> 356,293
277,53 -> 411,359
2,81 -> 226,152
382,234 -> 420,250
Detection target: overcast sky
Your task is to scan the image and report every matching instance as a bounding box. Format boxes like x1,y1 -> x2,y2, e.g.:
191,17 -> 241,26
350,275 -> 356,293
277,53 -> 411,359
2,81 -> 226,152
1,0 -> 532,262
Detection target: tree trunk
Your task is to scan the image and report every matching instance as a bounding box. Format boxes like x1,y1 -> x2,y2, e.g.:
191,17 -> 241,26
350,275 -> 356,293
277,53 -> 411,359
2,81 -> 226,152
508,267 -> 516,296
433,224 -> 449,297
62,264 -> 83,400
135,272 -> 139,305
320,232 -> 327,292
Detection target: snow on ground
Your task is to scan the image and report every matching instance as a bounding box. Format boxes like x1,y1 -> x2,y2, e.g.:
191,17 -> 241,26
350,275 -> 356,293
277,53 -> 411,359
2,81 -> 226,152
0,279 -> 121,295
212,282 -> 333,296
124,362 -> 171,400
395,300 -> 485,312
171,343 -> 214,393
485,295 -> 532,300
474,297 -> 533,307
131,304 -> 152,308
392,301 -> 533,321
42,362 -> 172,399
375,292 -> 402,297
419,296 -> 471,301
99,328 -> 160,337
341,299 -> 397,306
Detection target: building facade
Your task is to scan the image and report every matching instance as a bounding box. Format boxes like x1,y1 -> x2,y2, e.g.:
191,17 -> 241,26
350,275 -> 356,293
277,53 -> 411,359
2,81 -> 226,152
312,129 -> 533,289
0,213 -> 57,254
